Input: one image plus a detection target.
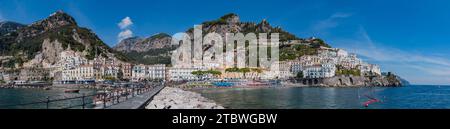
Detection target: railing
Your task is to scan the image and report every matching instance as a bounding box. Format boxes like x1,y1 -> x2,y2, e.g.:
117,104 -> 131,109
0,84 -> 160,109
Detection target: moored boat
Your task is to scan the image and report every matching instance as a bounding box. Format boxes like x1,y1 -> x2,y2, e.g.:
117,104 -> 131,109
213,82 -> 235,87
64,89 -> 80,93
246,81 -> 270,86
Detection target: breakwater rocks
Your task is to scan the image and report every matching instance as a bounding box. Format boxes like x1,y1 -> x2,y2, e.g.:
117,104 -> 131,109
146,87 -> 224,109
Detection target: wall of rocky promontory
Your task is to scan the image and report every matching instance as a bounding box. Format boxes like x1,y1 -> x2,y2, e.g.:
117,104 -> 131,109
146,87 -> 224,109
322,75 -> 402,87
293,74 -> 404,87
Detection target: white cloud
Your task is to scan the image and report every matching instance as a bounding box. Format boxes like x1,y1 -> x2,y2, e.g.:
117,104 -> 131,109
333,27 -> 450,85
309,12 -> 353,36
118,29 -> 133,42
118,17 -> 133,29
305,12 -> 450,85
117,16 -> 134,43
330,12 -> 353,19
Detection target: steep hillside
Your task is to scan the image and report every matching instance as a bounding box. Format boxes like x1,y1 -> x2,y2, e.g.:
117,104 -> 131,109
114,13 -> 331,65
0,10 -> 129,68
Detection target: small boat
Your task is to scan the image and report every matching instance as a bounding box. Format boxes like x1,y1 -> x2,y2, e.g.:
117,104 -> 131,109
44,87 -> 51,90
362,95 -> 381,107
213,82 -> 234,87
64,89 -> 80,93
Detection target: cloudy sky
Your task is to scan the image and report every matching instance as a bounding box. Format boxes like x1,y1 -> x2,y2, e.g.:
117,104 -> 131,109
1,0 -> 450,85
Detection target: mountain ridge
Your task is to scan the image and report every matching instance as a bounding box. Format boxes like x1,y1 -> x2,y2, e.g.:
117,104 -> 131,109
0,10 -> 129,68
113,13 -> 325,65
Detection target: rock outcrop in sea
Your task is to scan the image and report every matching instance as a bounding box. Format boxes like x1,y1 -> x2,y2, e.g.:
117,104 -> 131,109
321,75 -> 402,87
293,73 -> 405,87
146,87 -> 224,109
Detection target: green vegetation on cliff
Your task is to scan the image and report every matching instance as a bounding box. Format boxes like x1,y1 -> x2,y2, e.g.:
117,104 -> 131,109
335,65 -> 361,76
122,47 -> 176,65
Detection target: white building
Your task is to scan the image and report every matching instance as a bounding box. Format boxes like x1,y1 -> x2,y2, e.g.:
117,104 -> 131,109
102,64 -> 120,79
261,61 -> 293,79
132,64 -> 166,82
360,63 -> 381,76
59,50 -> 88,70
168,67 -> 205,81
336,49 -> 349,57
61,64 -> 95,84
338,53 -> 362,69
299,55 -> 322,67
290,61 -> 303,74
303,64 -> 336,78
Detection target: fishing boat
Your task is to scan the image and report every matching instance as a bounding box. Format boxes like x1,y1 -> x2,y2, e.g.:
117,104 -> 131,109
64,89 -> 80,93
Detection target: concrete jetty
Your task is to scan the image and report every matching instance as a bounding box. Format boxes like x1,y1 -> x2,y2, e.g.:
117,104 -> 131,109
105,84 -> 165,109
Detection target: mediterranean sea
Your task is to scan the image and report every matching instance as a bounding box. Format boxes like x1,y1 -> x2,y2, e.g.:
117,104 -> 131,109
2,85 -> 450,109
192,85 -> 450,109
0,88 -> 97,109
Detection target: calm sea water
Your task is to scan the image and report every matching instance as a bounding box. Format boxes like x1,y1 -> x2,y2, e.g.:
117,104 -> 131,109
192,85 -> 450,109
0,88 -> 97,109
1,85 -> 450,109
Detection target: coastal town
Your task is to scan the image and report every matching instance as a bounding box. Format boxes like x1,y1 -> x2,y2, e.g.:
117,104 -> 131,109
2,2 -> 449,128
0,38 -> 384,87
0,11 -> 399,88
0,10 -> 405,109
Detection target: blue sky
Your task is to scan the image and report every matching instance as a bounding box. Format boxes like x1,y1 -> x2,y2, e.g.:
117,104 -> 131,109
1,0 -> 450,85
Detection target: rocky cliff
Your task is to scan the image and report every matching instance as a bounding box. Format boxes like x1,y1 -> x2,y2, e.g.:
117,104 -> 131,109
0,10 -> 129,68
186,13 -> 301,42
0,21 -> 25,36
322,75 -> 403,87
114,33 -> 173,53
113,33 -> 175,65
113,13 -> 308,65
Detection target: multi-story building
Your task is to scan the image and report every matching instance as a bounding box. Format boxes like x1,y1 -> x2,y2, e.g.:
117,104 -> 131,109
132,64 -> 166,82
299,55 -> 322,67
261,61 -> 293,79
167,67 -> 203,81
338,54 -> 361,69
360,63 -> 381,76
290,60 -> 303,74
59,50 -> 88,70
121,63 -> 133,80
61,64 -> 96,84
102,64 -> 120,79
302,64 -> 336,79
146,64 -> 166,80
336,49 -> 349,57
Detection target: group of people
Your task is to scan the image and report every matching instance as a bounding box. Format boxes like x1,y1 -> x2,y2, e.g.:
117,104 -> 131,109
92,84 -> 157,107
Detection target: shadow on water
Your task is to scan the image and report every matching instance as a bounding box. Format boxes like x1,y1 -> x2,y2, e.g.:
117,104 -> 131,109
0,88 -> 97,109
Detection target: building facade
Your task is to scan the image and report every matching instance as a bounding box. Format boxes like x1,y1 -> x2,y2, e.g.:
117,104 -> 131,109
302,64 -> 336,79
132,64 -> 166,82
167,67 -> 204,81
